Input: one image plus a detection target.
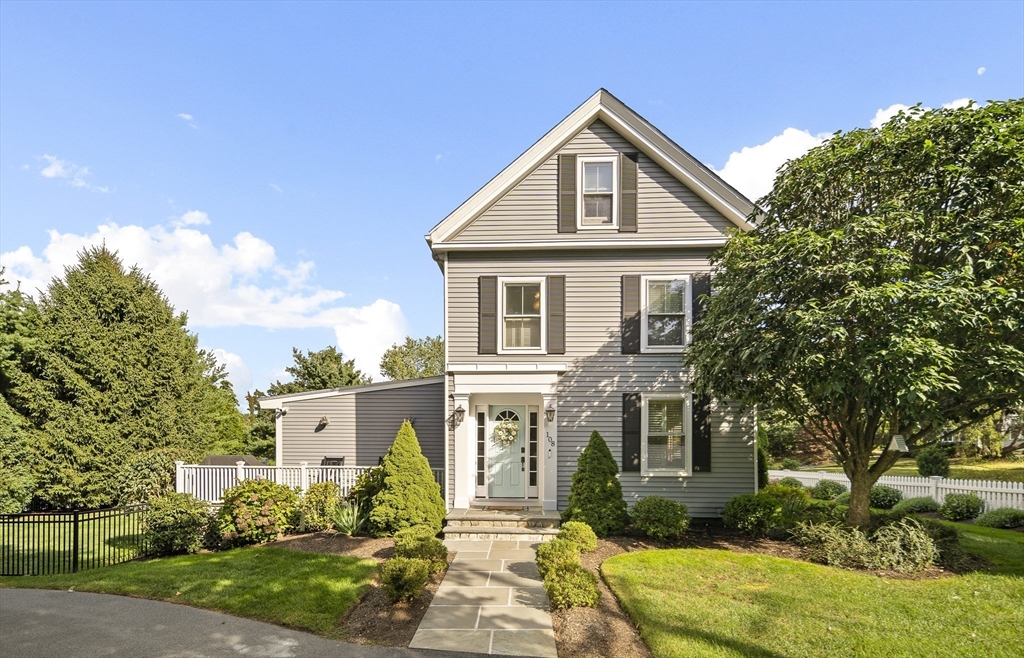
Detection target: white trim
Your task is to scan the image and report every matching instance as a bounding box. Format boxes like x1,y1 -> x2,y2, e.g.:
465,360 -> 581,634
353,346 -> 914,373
448,363 -> 567,373
443,253 -> 450,509
430,238 -> 729,252
577,155 -> 619,230
426,89 -> 755,247
641,391 -> 692,477
640,274 -> 693,354
497,276 -> 546,354
258,376 -> 445,408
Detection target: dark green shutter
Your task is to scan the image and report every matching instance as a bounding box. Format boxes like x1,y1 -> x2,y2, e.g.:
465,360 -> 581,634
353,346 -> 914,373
547,275 -> 565,355
619,152 -> 638,233
622,393 -> 641,471
692,395 -> 712,472
621,275 -> 640,354
558,154 -> 577,233
692,272 -> 711,328
478,276 -> 497,355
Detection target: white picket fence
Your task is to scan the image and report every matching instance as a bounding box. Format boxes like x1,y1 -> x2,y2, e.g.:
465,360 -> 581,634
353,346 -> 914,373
175,461 -> 444,504
769,469 -> 1024,511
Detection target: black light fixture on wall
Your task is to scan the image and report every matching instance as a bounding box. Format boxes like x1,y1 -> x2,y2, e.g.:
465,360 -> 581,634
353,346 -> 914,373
545,404 -> 556,423
447,393 -> 465,430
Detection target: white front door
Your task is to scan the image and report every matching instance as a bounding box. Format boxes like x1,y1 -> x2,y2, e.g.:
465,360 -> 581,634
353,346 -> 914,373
488,405 -> 526,498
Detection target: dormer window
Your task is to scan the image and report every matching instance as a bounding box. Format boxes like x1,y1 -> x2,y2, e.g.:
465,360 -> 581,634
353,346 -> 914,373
578,156 -> 618,229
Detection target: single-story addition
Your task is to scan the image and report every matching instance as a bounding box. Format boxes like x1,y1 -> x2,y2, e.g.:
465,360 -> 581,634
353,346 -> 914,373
262,89 -> 758,518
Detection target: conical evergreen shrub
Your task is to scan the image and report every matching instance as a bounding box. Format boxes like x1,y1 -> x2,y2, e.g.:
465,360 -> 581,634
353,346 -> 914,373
369,420 -> 446,536
562,431 -> 628,537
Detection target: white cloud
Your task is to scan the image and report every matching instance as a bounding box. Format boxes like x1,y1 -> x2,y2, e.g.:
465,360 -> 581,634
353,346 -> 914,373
176,113 -> 198,129
978,67 -> 986,75
0,213 -> 408,379
870,103 -> 913,129
209,348 -> 254,395
269,183 -> 282,193
713,128 -> 827,201
37,155 -> 109,192
942,98 -> 972,110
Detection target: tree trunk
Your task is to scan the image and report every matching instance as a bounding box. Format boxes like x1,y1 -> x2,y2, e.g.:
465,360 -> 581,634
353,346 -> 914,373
846,470 -> 874,528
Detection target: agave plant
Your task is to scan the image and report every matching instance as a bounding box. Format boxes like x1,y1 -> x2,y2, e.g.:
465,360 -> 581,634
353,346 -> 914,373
332,498 -> 369,536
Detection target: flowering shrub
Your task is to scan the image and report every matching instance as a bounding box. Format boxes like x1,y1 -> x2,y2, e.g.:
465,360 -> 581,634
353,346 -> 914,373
217,479 -> 299,547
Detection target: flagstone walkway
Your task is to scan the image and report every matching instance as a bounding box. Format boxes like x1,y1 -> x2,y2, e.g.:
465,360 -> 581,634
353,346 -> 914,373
409,539 -> 557,658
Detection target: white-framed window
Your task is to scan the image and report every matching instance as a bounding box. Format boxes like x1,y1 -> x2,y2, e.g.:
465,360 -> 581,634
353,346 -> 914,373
577,156 -> 618,229
641,393 -> 690,476
641,275 -> 691,352
498,277 -> 545,352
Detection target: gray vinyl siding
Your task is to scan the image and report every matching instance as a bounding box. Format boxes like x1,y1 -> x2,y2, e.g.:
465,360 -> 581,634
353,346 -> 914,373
447,372 -> 456,506
450,120 -> 735,243
446,250 -> 755,516
278,381 -> 444,469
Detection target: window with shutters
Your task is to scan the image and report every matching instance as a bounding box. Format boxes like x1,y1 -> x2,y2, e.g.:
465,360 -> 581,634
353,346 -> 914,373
577,156 -> 618,229
641,393 -> 691,476
641,275 -> 691,352
499,277 -> 545,352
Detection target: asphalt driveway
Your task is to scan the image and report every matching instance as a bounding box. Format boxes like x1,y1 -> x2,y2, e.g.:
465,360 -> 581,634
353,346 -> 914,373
0,588 -> 495,658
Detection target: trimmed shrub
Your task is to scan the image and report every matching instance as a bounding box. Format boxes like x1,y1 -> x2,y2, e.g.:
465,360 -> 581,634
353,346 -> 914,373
631,497 -> 690,540
940,493 -> 985,521
535,538 -> 581,578
869,518 -> 938,572
870,485 -> 903,510
757,441 -> 770,490
811,480 -> 847,501
380,557 -> 430,602
775,477 -> 805,490
974,507 -> 1024,529
332,499 -> 369,536
144,492 -> 210,556
369,421 -> 446,536
914,517 -> 965,568
558,521 -> 598,552
117,447 -> 199,504
562,431 -> 629,537
834,491 -> 851,505
722,493 -> 783,537
299,481 -> 342,532
544,562 -> 600,609
762,484 -> 811,522
217,478 -> 299,547
915,445 -> 950,478
394,525 -> 447,574
781,458 -> 801,470
891,496 -> 940,516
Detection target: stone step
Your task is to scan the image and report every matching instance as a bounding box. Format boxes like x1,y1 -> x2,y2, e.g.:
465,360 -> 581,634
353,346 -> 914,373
445,517 -> 560,529
442,526 -> 560,542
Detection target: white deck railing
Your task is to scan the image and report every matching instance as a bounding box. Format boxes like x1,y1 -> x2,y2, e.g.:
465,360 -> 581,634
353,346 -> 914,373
175,462 -> 444,503
769,469 -> 1024,511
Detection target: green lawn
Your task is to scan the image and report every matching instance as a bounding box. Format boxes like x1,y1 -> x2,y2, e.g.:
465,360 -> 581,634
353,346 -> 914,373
798,457 -> 1024,482
602,528 -> 1024,658
0,547 -> 377,636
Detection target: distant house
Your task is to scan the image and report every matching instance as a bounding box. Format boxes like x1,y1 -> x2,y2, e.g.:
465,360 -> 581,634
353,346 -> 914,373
261,90 -> 758,517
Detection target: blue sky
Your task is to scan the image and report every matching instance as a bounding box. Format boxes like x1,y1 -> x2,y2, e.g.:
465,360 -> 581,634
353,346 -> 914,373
2,1 -> 1022,397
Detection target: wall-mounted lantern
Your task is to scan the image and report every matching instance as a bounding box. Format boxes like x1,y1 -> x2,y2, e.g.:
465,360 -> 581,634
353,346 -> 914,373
545,404 -> 556,423
319,415 -> 330,426
447,393 -> 465,430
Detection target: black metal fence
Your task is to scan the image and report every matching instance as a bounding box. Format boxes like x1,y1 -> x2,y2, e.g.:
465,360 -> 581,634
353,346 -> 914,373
0,504 -> 151,576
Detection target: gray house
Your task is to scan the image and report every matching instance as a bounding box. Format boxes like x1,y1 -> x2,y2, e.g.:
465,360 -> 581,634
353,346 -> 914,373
265,89 -> 758,517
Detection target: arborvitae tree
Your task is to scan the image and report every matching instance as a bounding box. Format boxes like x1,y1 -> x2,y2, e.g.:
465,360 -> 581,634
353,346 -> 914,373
379,335 -> 444,380
16,247 -> 231,508
562,431 -> 628,537
268,346 -> 370,395
369,420 -> 445,535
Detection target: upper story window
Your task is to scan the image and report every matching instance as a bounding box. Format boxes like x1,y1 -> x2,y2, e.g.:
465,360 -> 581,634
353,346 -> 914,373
641,275 -> 690,352
501,278 -> 545,351
578,156 -> 618,229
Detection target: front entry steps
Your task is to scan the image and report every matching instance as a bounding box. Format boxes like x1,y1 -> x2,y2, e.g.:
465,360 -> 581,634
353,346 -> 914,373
444,506 -> 561,542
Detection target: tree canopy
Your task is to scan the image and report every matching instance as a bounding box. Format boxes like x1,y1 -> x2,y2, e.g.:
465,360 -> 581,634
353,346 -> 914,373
689,99 -> 1024,526
379,335 -> 444,381
268,346 -> 370,395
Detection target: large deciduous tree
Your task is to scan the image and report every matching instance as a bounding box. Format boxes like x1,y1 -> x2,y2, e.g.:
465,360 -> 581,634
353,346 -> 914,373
690,100 -> 1024,527
379,335 -> 444,381
267,346 -> 370,395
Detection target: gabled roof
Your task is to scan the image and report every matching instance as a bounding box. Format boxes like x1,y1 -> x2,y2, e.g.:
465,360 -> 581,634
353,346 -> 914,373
257,376 -> 444,409
426,89 -> 756,249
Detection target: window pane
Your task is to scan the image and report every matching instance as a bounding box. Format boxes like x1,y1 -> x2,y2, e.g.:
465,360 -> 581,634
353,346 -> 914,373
505,284 -> 523,315
583,195 -> 613,224
648,315 -> 684,346
505,284 -> 540,317
505,317 -> 541,348
584,162 -> 613,192
648,399 -> 684,470
648,280 -> 685,314
647,434 -> 685,469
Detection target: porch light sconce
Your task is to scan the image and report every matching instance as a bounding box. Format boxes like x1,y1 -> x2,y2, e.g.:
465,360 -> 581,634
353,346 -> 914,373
545,404 -> 556,423
319,416 -> 330,426
447,393 -> 465,430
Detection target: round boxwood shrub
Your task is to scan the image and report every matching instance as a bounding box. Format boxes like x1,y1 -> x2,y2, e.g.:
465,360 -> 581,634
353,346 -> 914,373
544,562 -> 600,609
557,521 -> 598,552
974,507 -> 1024,529
722,493 -> 783,537
217,478 -> 299,547
299,481 -> 342,532
631,497 -> 690,540
781,458 -> 801,471
775,477 -> 805,490
915,445 -> 950,478
834,491 -> 851,505
562,431 -> 629,537
891,496 -> 940,516
144,492 -> 210,556
369,421 -> 446,536
394,525 -> 447,574
940,493 -> 985,521
381,557 -> 430,603
810,480 -> 847,501
869,485 -> 903,510
536,538 -> 581,578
